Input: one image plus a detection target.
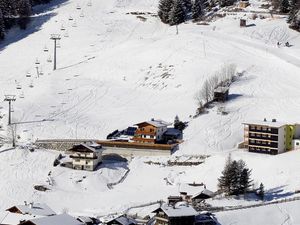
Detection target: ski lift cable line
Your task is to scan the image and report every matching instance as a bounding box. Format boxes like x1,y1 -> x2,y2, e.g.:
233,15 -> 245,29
10,119 -> 55,125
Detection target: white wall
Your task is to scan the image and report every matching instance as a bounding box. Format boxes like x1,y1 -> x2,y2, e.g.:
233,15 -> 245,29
277,126 -> 286,154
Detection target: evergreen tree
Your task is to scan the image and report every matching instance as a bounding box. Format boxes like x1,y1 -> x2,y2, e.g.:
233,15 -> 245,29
0,9 -> 5,40
257,183 -> 265,200
280,0 -> 290,13
169,0 -> 185,26
192,0 -> 203,20
17,0 -> 32,29
239,167 -> 252,193
218,154 -> 232,194
183,0 -> 192,13
158,0 -> 174,24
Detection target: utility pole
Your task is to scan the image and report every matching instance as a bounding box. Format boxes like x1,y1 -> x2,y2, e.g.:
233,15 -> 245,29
50,34 -> 61,70
4,95 -> 16,125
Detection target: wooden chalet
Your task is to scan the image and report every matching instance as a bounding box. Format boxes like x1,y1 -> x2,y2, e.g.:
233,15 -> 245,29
153,203 -> 197,225
6,203 -> 56,216
132,119 -> 171,144
105,215 -> 138,225
69,143 -> 103,171
19,213 -> 83,225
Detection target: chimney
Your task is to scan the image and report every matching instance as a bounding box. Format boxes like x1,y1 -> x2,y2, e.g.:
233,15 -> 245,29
272,119 -> 276,122
29,202 -> 33,209
264,118 -> 267,122
151,118 -> 155,121
24,201 -> 27,206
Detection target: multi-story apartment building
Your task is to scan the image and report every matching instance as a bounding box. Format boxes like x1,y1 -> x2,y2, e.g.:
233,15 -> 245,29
243,119 -> 300,155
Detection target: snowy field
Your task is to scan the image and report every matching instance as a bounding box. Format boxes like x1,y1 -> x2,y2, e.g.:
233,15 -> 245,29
1,0 -> 300,224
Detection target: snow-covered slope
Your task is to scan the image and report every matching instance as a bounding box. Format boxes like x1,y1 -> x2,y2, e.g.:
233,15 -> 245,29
1,0 -> 300,224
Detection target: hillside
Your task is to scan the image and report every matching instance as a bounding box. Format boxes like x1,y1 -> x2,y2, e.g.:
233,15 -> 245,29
1,0 -> 300,224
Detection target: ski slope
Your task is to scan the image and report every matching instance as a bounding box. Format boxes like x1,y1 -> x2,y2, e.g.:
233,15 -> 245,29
1,0 -> 300,224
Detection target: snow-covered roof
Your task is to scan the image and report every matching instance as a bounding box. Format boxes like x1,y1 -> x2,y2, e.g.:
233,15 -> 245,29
70,143 -> 103,153
214,86 -> 229,93
23,213 -> 84,225
192,189 -> 215,199
154,203 -> 198,217
243,120 -> 286,128
114,215 -> 138,225
0,211 -> 41,225
135,119 -> 171,128
179,183 -> 204,196
7,203 -> 56,216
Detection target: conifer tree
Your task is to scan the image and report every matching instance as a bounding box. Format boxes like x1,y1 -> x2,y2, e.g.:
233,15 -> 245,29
218,154 -> 232,194
17,0 -> 32,29
280,0 -> 290,13
0,9 -> 5,40
192,0 -> 203,20
158,0 -> 174,24
169,0 -> 185,26
257,183 -> 265,200
183,0 -> 192,13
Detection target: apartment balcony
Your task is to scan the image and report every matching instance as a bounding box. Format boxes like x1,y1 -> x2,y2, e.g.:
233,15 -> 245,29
248,128 -> 279,135
248,135 -> 278,141
248,142 -> 278,148
70,155 -> 97,159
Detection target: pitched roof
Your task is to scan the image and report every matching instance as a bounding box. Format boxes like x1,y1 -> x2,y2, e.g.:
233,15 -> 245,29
192,189 -> 215,199
7,203 -> 56,216
114,215 -> 138,225
154,203 -> 197,217
21,213 -> 84,225
135,119 -> 171,128
0,211 -> 40,225
69,143 -> 103,153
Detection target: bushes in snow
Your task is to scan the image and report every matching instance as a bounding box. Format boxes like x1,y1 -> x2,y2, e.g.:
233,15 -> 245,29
195,63 -> 236,109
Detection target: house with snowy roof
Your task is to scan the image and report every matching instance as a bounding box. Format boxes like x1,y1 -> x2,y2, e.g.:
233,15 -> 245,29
19,213 -> 83,225
132,119 -> 171,144
6,203 -> 56,217
104,215 -> 138,225
69,142 -> 103,171
152,202 -> 198,225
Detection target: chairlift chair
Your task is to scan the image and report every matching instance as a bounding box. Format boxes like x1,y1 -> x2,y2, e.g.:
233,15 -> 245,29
61,25 -> 66,31
64,31 -> 69,38
56,40 -> 61,48
87,0 -> 92,6
44,46 -> 49,52
19,92 -> 25,99
47,56 -> 52,62
76,4 -> 81,9
11,106 -> 14,113
39,69 -> 44,76
26,72 -> 31,77
80,11 -> 84,17
35,58 -> 40,65
72,21 -> 77,27
16,84 -> 22,90
29,82 -> 34,88
69,16 -> 74,21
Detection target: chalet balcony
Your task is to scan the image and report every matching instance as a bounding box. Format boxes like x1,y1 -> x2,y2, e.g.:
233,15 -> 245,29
132,137 -> 155,143
135,130 -> 156,136
70,155 -> 97,159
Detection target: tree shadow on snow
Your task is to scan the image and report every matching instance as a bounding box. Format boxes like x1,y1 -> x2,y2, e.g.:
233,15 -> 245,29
264,186 -> 294,201
0,0 -> 69,51
228,93 -> 243,101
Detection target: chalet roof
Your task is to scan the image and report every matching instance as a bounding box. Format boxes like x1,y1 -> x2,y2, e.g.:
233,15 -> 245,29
7,203 -> 56,216
164,128 -> 182,136
153,203 -> 197,218
135,119 -> 171,128
21,213 -> 84,225
69,143 -> 103,153
192,189 -> 215,199
114,215 -> 138,225
214,86 -> 229,93
179,183 -> 204,196
0,211 -> 40,225
242,120 -> 286,128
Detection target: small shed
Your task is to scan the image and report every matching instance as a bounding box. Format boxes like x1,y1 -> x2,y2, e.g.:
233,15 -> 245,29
240,19 -> 247,27
213,87 -> 229,102
239,0 -> 250,8
192,189 -> 215,203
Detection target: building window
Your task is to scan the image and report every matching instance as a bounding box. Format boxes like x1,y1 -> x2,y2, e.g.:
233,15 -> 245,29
150,135 -> 154,138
